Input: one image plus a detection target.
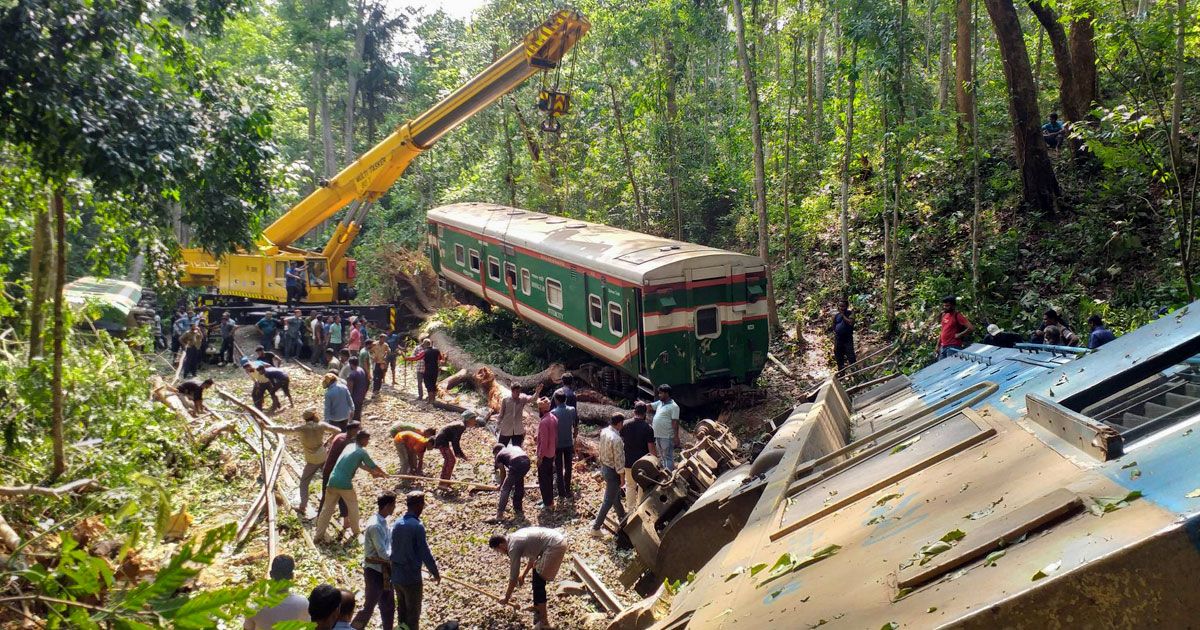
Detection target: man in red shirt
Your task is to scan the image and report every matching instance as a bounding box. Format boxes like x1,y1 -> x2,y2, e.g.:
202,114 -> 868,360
937,296 -> 974,360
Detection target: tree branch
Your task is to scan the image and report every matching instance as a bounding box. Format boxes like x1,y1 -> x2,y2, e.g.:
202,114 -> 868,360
0,479 -> 102,498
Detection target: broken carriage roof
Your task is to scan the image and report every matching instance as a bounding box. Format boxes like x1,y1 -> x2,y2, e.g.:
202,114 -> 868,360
427,202 -> 765,286
651,303 -> 1200,629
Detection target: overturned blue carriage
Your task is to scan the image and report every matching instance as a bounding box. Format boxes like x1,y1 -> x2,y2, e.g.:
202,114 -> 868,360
613,304 -> 1200,629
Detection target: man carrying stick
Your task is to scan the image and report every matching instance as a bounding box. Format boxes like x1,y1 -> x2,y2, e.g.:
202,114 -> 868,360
488,527 -> 569,630
265,409 -> 341,518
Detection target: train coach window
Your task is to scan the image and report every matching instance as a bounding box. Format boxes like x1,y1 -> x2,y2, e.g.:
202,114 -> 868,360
454,244 -> 465,266
546,279 -> 563,309
487,256 -> 501,282
696,306 -> 720,338
520,269 -> 531,295
608,302 -> 624,335
468,249 -> 480,273
505,263 -> 517,288
589,295 -> 603,327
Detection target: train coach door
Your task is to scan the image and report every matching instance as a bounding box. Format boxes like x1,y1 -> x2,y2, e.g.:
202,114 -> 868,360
689,264 -> 735,379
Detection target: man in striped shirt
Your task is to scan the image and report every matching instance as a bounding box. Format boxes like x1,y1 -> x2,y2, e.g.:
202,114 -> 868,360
591,413 -> 626,538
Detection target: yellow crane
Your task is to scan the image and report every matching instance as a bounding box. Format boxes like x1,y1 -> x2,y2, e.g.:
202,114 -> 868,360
180,8 -> 589,305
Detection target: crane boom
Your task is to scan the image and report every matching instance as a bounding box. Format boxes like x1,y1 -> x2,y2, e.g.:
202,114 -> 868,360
263,8 -> 588,249
180,8 -> 588,306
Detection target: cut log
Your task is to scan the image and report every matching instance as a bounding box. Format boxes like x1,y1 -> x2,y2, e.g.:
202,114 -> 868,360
197,421 -> 236,448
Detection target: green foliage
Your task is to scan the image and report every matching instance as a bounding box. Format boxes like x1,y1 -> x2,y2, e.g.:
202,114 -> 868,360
16,523 -> 287,628
434,306 -> 577,376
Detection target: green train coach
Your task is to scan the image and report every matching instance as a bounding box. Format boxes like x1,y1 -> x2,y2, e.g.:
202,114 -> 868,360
426,203 -> 770,399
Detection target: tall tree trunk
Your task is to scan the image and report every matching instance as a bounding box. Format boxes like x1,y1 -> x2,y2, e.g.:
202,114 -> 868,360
971,0 -> 983,289
28,196 -> 51,361
664,38 -> 684,240
938,4 -> 952,109
1034,27 -> 1044,91
503,108 -> 517,208
1170,0 -> 1187,165
307,70 -> 318,190
1026,0 -> 1079,121
814,10 -> 826,145
50,190 -> 66,480
344,0 -> 368,162
839,42 -> 859,288
1027,0 -> 1097,124
732,0 -> 782,335
610,84 -> 648,230
984,0 -> 1062,212
886,0 -> 908,333
955,0 -> 975,143
319,69 -> 336,179
1068,15 -> 1097,114
782,35 -> 800,263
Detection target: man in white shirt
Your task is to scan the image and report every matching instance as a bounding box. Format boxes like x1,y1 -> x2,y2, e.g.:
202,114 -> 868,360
591,413 -> 626,538
487,382 -> 543,446
651,384 -> 681,471
243,555 -> 308,629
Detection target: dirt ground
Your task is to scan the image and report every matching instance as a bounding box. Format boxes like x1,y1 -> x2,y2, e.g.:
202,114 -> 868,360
184,351 -> 637,630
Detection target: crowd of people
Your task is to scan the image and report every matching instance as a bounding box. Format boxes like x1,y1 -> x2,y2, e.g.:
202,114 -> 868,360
828,295 -> 1122,374
190,313 -> 678,630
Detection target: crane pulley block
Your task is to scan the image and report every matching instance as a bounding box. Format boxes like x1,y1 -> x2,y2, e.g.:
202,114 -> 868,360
537,90 -> 571,117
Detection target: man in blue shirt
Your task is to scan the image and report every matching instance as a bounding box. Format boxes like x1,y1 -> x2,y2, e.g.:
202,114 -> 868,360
256,313 -> 278,351
1087,314 -> 1117,349
256,365 -> 293,411
390,491 -> 440,630
352,493 -> 396,630
1042,112 -> 1066,150
323,372 -> 355,430
551,391 -> 578,499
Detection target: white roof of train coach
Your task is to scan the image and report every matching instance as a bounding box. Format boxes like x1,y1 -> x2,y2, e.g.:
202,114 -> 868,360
428,203 -> 764,286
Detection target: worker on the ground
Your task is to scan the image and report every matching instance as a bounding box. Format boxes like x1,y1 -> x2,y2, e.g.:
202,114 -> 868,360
241,358 -> 271,410
390,490 -> 440,630
346,356 -> 369,423
488,382 -> 542,447
620,401 -> 656,513
592,413 -> 627,538
651,384 -> 680,471
314,430 -> 388,543
175,378 -> 214,415
1087,314 -> 1117,349
936,296 -> 974,360
832,298 -> 856,373
370,334 -> 390,396
405,338 -> 443,403
982,323 -> 1023,348
179,323 -> 204,378
265,409 -> 341,517
256,313 -> 278,351
488,442 -> 530,523
359,339 -> 372,374
255,345 -> 280,367
256,364 -> 294,411
323,372 -> 355,430
171,308 -> 189,359
283,313 -> 304,359
317,421 -> 360,520
552,390 -> 578,499
394,428 -> 435,475
305,584 -> 342,629
324,348 -> 340,374
403,339 -> 429,400
386,329 -> 403,385
218,312 -> 236,366
535,398 -> 558,510
555,372 -> 578,407
243,555 -> 308,629
431,411 -> 478,491
489,527 -> 568,630
347,317 -> 363,354
338,349 -> 353,380
328,315 -> 344,354
310,313 -> 326,365
352,492 -> 396,630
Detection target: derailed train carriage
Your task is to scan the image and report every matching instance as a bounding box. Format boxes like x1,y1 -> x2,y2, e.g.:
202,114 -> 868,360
613,304 -> 1200,629
426,203 -> 770,400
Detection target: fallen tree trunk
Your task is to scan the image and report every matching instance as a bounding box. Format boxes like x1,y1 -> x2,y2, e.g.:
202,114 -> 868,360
430,329 -> 626,425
